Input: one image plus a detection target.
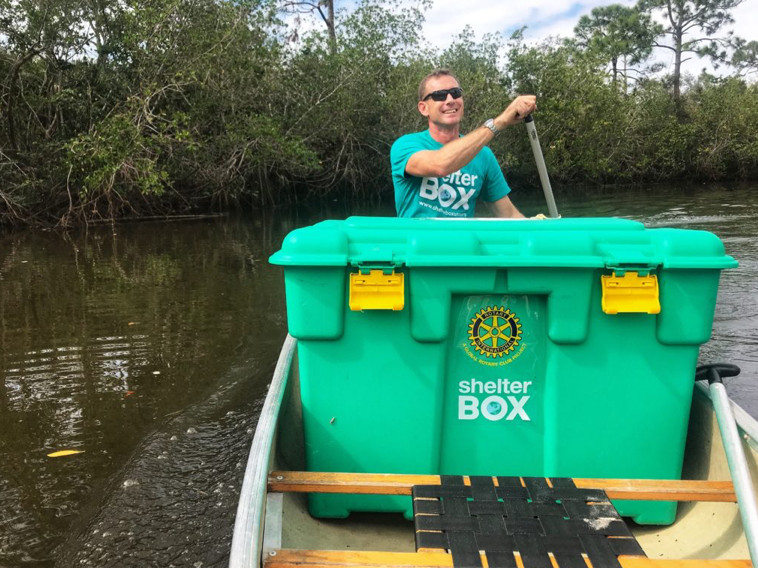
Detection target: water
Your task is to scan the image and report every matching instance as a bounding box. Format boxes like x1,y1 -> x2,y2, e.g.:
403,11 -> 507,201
0,184 -> 756,566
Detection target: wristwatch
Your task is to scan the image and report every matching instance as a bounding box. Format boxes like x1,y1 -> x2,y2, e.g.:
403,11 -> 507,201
483,118 -> 499,135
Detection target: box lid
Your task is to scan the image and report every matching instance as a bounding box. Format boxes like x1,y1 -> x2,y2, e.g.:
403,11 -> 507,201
269,217 -> 738,270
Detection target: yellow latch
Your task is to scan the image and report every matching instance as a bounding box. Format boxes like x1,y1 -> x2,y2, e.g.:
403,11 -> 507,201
349,270 -> 404,311
601,271 -> 661,314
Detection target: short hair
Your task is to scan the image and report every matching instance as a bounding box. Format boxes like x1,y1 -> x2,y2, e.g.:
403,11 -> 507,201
418,69 -> 460,101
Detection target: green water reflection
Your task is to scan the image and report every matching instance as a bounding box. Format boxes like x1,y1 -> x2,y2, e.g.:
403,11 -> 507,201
0,217 -> 294,566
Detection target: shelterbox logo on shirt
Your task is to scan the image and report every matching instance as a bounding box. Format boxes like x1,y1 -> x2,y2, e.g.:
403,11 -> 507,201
419,171 -> 477,211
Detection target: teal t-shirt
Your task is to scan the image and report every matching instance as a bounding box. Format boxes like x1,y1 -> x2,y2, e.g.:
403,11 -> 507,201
390,130 -> 511,218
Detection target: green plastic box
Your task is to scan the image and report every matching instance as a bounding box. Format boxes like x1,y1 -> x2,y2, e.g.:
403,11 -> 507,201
270,217 -> 737,525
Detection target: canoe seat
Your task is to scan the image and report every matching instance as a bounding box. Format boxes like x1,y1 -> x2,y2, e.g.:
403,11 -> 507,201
264,472 -> 748,568
413,475 -> 644,568
268,472 -> 737,502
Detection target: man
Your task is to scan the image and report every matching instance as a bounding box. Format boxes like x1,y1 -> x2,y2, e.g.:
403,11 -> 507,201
391,69 -> 537,218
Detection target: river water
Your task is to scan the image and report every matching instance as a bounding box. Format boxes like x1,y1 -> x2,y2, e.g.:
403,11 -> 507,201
0,184 -> 756,567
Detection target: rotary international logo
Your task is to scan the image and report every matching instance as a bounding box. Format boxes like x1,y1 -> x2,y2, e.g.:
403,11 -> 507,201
467,306 -> 522,359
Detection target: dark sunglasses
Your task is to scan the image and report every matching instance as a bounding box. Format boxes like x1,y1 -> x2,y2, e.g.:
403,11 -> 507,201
422,87 -> 463,102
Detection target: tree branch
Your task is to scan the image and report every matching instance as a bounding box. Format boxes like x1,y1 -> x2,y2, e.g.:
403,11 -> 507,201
652,42 -> 677,52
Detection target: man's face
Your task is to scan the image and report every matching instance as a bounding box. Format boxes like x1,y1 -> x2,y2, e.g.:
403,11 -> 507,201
418,75 -> 464,128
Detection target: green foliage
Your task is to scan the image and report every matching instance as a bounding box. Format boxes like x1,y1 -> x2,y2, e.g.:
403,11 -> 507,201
480,32 -> 758,186
686,77 -> 758,178
574,5 -> 661,87
732,38 -> 758,77
270,0 -> 433,195
497,34 -> 639,183
0,0 -> 756,226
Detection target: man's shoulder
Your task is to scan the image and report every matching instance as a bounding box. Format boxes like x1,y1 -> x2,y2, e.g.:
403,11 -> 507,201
392,130 -> 431,149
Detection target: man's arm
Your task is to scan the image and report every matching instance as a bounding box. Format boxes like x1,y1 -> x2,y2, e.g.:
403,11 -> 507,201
406,127 -> 494,178
406,95 -> 536,178
487,196 -> 525,219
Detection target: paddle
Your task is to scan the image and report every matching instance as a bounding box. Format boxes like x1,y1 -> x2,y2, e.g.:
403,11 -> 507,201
697,363 -> 758,566
523,115 -> 560,219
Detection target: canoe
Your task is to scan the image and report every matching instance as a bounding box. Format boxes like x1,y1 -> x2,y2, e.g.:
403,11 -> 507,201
229,334 -> 758,568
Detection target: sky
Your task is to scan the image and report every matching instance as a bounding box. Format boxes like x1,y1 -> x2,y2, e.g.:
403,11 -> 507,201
421,0 -> 758,77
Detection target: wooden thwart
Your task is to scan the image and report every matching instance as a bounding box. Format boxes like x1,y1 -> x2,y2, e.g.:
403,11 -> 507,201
264,549 -> 751,568
268,472 -> 736,502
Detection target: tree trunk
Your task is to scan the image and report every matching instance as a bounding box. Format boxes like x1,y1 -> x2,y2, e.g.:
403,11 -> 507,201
5,52 -> 40,152
673,29 -> 683,104
325,0 -> 336,55
6,65 -> 20,152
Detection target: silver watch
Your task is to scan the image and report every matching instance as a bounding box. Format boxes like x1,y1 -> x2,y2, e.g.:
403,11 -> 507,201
483,118 -> 499,135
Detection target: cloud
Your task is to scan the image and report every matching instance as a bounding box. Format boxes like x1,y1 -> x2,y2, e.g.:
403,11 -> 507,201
421,0 -> 758,76
731,1 -> 758,43
421,0 -> 619,43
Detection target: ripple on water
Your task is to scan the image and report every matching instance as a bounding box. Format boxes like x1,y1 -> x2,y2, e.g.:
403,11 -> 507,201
57,378 -> 267,567
0,217 -> 287,567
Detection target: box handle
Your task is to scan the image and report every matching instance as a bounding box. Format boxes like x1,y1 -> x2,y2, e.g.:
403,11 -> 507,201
601,271 -> 660,315
349,270 -> 404,311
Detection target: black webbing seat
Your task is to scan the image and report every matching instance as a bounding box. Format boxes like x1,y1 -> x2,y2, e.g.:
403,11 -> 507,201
413,476 -> 647,568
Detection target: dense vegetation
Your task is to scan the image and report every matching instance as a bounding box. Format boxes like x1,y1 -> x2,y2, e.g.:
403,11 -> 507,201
1,0 -> 757,225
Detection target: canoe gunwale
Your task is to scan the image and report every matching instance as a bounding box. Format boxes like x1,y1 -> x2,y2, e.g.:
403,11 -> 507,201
695,381 -> 758,447
230,334 -> 297,568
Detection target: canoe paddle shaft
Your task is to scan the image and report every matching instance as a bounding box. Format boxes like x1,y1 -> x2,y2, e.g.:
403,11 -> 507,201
524,115 -> 559,219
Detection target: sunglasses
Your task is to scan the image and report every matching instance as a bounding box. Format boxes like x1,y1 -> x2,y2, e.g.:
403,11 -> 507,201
422,87 -> 463,102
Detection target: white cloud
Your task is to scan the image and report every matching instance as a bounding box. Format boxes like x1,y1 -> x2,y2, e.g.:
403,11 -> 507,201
732,1 -> 758,42
421,0 -> 618,43
420,0 -> 758,77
